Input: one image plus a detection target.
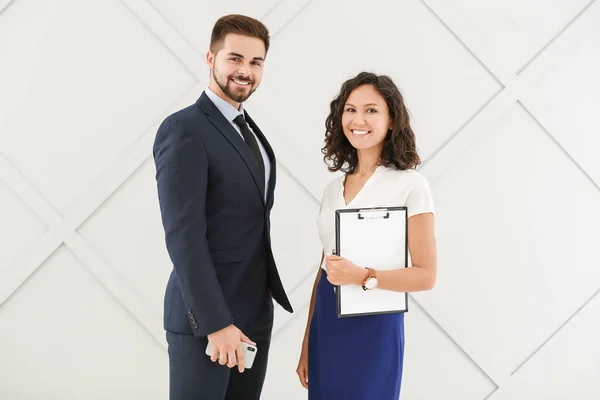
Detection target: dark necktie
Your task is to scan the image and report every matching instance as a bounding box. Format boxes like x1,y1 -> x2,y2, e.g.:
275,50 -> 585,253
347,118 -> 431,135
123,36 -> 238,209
233,114 -> 265,187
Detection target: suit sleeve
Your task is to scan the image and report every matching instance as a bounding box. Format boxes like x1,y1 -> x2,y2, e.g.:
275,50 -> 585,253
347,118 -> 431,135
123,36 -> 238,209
153,117 -> 234,338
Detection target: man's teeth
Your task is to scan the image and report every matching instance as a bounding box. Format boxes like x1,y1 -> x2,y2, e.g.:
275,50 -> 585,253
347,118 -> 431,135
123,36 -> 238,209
352,130 -> 369,135
233,79 -> 250,85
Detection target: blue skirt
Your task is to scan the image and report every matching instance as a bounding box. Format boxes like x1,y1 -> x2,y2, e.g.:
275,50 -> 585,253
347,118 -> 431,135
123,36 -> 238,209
308,271 -> 405,399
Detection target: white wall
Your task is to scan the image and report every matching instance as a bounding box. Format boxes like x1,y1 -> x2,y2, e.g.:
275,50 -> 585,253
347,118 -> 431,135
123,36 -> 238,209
1,0 -> 599,399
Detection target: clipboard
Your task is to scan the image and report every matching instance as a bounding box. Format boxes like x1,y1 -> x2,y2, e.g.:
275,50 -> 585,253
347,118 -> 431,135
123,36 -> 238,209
334,206 -> 408,318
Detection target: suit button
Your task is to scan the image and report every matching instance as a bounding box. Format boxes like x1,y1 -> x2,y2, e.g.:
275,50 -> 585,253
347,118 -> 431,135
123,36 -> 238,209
190,317 -> 197,323
188,309 -> 193,315
192,323 -> 199,329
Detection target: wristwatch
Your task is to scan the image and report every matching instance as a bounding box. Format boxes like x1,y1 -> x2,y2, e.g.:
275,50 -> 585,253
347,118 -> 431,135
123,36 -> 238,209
362,267 -> 378,291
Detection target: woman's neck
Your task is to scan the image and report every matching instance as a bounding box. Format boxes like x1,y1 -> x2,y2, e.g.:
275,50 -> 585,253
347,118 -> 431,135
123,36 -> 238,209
355,148 -> 381,177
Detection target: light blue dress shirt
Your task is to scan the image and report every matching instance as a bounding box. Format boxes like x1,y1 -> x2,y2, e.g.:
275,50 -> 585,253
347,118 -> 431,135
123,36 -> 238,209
204,87 -> 270,199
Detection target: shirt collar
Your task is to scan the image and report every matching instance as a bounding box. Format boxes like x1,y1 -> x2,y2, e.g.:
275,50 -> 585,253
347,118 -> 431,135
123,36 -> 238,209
205,87 -> 244,123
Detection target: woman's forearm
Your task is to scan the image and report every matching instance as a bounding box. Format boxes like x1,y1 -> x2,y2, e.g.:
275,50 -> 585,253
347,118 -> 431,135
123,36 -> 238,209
375,265 -> 435,292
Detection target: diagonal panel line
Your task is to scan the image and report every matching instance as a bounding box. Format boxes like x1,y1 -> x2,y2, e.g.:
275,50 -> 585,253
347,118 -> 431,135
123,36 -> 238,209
516,0 -> 599,75
258,0 -> 286,21
0,152 -> 61,224
518,101 -> 600,192
0,82 -> 201,306
418,86 -> 503,171
259,0 -> 285,21
1,2 -> 204,310
516,0 -> 600,85
419,0 -> 600,186
0,230 -> 63,308
273,297 -> 310,338
408,294 -> 499,391
484,386 -> 500,400
272,267 -> 317,336
0,86 -> 202,353
277,160 -> 320,204
419,89 -> 517,186
121,0 -> 203,81
510,287 -> 600,377
0,0 -> 14,15
69,83 -> 204,230
484,288 -> 600,400
65,232 -> 166,350
419,0 -> 508,87
260,0 -> 311,36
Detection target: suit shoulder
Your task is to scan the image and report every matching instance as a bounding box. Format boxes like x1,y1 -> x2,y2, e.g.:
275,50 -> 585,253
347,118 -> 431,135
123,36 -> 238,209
158,104 -> 204,131
155,104 -> 207,144
154,104 -> 208,153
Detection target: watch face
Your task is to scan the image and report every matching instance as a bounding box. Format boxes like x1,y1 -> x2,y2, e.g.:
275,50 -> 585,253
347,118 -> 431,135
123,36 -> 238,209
365,277 -> 378,290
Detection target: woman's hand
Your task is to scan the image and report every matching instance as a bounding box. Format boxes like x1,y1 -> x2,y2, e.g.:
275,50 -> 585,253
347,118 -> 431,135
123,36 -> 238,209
296,345 -> 309,389
325,254 -> 367,286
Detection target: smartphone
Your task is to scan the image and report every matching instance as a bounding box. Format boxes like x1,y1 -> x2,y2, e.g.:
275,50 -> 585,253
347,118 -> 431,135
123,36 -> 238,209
205,342 -> 258,369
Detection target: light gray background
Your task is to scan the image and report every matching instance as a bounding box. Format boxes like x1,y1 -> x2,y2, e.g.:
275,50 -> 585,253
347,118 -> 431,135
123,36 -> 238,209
1,0 -> 599,399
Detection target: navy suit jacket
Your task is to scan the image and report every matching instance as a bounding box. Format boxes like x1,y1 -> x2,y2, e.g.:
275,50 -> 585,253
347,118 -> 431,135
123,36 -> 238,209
153,92 -> 293,338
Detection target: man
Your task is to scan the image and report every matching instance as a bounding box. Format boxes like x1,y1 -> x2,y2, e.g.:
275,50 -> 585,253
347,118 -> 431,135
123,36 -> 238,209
153,14 -> 293,399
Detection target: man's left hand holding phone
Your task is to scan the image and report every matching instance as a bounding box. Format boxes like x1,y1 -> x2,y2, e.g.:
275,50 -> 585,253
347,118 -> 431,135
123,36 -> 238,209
206,324 -> 257,373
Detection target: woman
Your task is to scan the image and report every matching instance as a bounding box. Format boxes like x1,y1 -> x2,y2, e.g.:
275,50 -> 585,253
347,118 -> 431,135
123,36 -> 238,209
296,71 -> 438,399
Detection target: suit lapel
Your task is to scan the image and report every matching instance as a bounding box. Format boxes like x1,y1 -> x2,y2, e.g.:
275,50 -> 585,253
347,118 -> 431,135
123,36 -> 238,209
245,111 -> 276,209
197,93 -> 266,204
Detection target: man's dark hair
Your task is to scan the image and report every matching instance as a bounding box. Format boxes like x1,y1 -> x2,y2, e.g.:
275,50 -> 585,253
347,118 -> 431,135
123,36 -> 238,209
210,14 -> 270,54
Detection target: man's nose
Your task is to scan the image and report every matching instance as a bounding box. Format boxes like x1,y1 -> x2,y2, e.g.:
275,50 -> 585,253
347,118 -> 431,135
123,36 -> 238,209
237,64 -> 250,76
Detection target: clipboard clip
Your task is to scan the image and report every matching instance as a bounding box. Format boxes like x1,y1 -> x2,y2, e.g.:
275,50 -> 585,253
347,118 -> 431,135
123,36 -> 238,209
357,209 -> 389,220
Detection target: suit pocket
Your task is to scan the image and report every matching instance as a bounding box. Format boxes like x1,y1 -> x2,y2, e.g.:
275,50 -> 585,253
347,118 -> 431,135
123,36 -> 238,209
210,247 -> 244,264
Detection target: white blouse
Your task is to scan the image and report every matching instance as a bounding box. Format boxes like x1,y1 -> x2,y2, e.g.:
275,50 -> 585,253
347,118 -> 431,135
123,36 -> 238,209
317,166 -> 435,270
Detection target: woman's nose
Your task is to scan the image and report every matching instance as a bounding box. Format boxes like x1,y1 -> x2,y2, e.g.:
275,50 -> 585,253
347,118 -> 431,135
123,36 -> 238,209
353,113 -> 366,126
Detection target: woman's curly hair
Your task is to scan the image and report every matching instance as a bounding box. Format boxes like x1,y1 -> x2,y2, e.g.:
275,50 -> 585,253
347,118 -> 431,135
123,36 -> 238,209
322,71 -> 420,173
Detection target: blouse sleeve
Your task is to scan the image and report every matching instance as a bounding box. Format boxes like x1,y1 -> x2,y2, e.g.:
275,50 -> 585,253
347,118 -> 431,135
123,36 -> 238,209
405,173 -> 435,218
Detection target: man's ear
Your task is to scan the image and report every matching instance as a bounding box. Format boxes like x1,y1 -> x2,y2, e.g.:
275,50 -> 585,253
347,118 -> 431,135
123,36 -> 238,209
206,50 -> 215,69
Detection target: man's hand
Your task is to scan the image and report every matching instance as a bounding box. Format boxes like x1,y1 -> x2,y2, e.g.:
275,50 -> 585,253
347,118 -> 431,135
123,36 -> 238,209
207,325 -> 256,373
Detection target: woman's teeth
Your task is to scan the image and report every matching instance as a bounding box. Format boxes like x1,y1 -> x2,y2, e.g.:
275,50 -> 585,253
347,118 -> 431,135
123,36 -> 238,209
352,130 -> 369,136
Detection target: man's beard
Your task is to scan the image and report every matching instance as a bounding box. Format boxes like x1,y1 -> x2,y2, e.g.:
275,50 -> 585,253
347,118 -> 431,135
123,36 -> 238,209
213,68 -> 256,103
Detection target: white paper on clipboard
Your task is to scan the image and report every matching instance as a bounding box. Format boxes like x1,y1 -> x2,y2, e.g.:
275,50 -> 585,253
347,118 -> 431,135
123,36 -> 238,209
334,207 -> 408,317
